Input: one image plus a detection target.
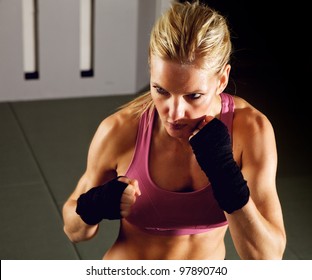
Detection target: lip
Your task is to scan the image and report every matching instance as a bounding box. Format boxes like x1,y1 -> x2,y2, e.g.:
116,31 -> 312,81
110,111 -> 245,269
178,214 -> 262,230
167,122 -> 187,130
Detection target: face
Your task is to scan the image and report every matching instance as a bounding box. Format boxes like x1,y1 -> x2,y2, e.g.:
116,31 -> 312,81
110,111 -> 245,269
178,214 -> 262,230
150,55 -> 229,139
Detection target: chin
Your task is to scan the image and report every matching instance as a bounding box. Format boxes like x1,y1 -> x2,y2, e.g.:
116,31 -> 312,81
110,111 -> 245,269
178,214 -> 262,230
166,127 -> 192,140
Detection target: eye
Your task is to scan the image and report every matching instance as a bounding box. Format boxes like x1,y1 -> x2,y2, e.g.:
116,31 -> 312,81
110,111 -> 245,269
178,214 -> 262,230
153,85 -> 168,95
186,93 -> 202,100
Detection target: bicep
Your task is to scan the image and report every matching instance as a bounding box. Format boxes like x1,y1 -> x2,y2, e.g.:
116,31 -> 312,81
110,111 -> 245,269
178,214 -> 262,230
240,117 -> 283,223
68,119 -> 119,201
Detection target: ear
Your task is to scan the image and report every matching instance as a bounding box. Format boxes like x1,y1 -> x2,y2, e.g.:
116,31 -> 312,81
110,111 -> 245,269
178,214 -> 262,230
217,64 -> 231,94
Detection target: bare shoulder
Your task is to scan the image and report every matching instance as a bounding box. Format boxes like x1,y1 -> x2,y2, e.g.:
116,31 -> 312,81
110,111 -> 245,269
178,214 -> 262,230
93,107 -> 139,158
86,107 -> 140,180
66,107 -> 140,199
232,95 -> 274,136
231,95 -> 277,167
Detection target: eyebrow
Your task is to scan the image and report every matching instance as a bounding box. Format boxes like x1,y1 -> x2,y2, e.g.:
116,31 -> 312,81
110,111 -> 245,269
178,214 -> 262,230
151,82 -> 206,95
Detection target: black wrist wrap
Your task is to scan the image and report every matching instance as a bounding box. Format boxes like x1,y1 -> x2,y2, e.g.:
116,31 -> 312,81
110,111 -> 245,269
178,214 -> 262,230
76,176 -> 128,225
190,118 -> 250,214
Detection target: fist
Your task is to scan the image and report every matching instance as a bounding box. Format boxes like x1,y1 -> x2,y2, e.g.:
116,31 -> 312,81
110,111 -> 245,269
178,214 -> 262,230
118,177 -> 141,218
189,115 -> 214,140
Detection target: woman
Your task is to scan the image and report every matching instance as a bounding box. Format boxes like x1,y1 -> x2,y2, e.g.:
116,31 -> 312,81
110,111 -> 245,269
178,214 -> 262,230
62,1 -> 286,259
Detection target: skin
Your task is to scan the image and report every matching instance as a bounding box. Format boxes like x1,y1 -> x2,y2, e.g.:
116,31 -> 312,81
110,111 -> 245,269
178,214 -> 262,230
62,55 -> 286,259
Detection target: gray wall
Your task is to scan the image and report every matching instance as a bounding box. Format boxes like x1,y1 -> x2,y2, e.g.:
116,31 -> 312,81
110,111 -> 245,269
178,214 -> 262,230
0,0 -> 172,102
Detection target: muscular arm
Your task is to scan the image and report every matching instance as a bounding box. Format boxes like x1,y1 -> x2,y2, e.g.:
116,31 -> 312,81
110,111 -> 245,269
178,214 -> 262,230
190,103 -> 286,259
62,109 -> 138,243
226,111 -> 286,259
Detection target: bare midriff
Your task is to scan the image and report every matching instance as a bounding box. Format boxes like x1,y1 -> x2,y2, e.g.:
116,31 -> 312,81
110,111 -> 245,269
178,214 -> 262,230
103,219 -> 228,260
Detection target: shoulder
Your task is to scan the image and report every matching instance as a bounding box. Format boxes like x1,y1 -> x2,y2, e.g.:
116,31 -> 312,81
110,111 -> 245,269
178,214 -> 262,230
96,107 -> 140,140
87,107 -> 141,174
232,95 -> 274,136
231,96 -> 277,163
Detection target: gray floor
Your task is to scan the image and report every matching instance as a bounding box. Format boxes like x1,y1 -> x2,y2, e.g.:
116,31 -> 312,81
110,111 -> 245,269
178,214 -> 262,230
1,63 -> 311,259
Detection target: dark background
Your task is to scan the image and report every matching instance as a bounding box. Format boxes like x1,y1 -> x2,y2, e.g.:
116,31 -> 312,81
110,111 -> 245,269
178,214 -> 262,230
181,0 -> 312,177
176,1 -> 312,259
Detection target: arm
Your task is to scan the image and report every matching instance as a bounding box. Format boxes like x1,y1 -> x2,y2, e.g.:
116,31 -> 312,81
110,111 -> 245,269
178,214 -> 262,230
62,110 -> 140,243
225,111 -> 286,259
190,110 -> 286,259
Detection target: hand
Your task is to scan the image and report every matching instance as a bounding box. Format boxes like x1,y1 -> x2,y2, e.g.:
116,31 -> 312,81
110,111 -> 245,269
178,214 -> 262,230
189,115 -> 214,140
76,176 -> 136,224
189,117 -> 250,214
119,177 -> 141,218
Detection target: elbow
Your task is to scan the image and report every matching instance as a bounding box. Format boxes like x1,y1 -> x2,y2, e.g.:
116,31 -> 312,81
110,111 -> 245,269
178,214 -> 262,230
276,233 -> 287,259
260,234 -> 287,260
259,233 -> 287,260
63,225 -> 81,243
270,228 -> 287,260
241,232 -> 287,260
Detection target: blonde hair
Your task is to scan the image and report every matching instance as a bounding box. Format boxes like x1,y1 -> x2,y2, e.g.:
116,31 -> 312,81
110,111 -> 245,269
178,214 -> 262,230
121,0 -> 232,118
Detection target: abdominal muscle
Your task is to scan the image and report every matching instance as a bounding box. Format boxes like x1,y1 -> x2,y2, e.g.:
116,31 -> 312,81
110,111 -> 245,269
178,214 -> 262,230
103,219 -> 228,260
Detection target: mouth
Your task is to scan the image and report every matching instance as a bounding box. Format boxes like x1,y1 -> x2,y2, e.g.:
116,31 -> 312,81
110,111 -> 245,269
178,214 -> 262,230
167,122 -> 188,130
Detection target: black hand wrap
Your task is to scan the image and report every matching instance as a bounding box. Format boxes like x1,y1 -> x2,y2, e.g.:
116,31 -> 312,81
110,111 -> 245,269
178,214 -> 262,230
190,118 -> 250,214
76,176 -> 128,225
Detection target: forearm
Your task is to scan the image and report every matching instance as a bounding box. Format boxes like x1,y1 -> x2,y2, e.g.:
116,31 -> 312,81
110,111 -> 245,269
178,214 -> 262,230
63,176 -> 130,242
62,199 -> 99,243
226,199 -> 286,260
189,118 -> 286,259
190,118 -> 250,214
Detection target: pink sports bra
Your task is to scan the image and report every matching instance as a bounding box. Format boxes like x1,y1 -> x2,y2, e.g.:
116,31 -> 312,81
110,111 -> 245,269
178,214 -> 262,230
124,93 -> 234,235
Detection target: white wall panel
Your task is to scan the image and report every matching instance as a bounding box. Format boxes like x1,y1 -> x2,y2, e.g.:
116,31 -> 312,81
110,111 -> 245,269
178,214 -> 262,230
0,0 -> 159,102
80,0 -> 93,74
22,0 -> 37,75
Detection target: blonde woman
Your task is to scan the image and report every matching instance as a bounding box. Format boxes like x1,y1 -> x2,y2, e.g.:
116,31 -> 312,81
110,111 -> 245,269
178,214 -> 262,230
62,1 -> 286,259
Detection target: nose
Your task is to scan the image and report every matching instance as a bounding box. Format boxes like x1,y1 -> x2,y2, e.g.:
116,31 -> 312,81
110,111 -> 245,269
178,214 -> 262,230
168,97 -> 186,122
